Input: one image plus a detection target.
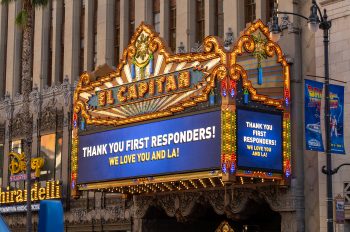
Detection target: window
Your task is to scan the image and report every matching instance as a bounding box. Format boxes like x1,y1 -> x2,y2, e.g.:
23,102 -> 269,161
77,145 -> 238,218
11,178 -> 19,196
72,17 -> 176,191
244,0 -> 256,25
114,0 -> 120,67
214,0 -> 224,38
129,0 -> 135,40
196,0 -> 205,43
153,0 -> 160,33
80,0 -> 85,74
266,0 -> 275,23
169,0 -> 176,52
11,140 -> 22,154
93,0 -> 98,69
10,140 -> 23,188
39,133 -> 62,181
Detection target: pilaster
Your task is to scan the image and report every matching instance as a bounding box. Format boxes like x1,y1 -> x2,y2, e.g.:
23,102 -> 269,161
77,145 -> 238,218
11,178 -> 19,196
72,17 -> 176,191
159,0 -> 169,41
5,0 -> 22,97
60,80 -> 72,201
63,0 -> 81,83
84,0 -> 94,72
204,0 -> 215,36
96,0 -> 114,67
223,0 -> 244,38
255,0 -> 267,23
119,0 -> 129,57
176,0 -> 195,51
33,6 -> 50,89
0,4 -> 8,98
51,0 -> 63,85
135,0 -> 152,26
2,121 -> 10,187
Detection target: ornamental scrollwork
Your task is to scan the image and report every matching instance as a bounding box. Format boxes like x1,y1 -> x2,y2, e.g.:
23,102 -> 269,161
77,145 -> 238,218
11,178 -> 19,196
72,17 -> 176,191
258,186 -> 296,212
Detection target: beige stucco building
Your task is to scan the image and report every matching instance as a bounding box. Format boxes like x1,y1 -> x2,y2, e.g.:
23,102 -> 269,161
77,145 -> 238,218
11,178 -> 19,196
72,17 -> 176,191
0,0 -> 349,231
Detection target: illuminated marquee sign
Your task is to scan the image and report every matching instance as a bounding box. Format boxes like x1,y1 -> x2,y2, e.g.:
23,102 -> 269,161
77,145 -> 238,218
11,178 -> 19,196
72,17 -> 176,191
90,69 -> 200,109
9,152 -> 44,182
236,109 -> 283,172
72,21 -> 292,196
0,181 -> 61,205
77,111 -> 221,183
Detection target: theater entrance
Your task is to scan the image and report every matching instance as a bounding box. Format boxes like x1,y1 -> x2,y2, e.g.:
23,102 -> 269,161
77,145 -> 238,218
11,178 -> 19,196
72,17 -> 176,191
138,197 -> 281,232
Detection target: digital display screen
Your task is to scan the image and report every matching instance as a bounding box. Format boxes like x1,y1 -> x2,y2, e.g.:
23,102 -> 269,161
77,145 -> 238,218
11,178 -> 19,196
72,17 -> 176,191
77,111 -> 221,183
236,108 -> 283,172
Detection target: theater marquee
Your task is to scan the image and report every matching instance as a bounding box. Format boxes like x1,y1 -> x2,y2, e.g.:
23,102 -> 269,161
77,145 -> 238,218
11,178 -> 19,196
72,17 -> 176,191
72,21 -> 291,197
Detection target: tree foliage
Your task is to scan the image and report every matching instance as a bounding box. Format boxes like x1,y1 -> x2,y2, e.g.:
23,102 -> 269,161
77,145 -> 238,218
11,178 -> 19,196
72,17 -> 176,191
1,0 -> 49,26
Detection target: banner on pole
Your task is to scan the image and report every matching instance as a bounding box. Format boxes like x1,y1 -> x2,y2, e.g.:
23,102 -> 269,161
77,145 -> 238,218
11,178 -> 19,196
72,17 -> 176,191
305,79 -> 324,151
329,84 -> 345,154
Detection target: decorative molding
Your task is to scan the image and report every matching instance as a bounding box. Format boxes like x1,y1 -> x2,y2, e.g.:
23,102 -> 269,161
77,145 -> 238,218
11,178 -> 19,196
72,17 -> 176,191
4,92 -> 13,120
30,84 -> 41,113
259,186 -> 296,212
10,112 -> 33,139
320,0 -> 344,6
131,187 -> 294,222
191,42 -> 203,53
224,27 -> 234,50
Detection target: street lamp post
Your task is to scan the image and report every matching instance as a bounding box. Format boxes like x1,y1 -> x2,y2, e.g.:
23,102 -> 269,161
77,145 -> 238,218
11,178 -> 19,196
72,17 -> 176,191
270,1 -> 333,231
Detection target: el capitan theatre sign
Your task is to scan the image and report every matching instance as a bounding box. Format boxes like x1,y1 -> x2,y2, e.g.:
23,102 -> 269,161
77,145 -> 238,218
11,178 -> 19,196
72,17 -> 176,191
71,21 -> 291,197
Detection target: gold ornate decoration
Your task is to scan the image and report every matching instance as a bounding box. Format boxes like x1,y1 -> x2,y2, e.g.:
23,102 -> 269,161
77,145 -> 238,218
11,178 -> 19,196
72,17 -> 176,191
0,181 -> 61,204
229,20 -> 290,108
73,23 -> 226,127
215,221 -> 234,232
9,152 -> 44,178
71,20 -> 291,197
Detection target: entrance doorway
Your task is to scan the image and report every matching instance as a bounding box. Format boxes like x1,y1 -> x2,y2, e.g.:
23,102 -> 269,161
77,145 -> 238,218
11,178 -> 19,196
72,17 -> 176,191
141,199 -> 280,232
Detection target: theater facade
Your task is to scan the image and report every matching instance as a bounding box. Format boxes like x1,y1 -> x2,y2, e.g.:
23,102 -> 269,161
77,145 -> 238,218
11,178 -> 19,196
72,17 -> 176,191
69,21 -> 296,231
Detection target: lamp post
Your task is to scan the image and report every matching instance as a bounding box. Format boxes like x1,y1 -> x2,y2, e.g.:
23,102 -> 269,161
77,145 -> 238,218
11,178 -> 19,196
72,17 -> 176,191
270,1 -> 333,231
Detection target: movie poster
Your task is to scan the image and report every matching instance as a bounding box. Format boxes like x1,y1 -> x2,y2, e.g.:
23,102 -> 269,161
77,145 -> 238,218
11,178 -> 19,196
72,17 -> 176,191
305,79 -> 324,151
329,84 -> 345,154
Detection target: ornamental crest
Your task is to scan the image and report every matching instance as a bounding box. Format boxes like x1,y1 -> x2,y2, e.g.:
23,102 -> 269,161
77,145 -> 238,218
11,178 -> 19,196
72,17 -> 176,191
74,23 -> 226,126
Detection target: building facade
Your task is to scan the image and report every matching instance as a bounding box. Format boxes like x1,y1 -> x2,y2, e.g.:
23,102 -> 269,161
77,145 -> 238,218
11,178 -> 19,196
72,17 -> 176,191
0,0 -> 348,231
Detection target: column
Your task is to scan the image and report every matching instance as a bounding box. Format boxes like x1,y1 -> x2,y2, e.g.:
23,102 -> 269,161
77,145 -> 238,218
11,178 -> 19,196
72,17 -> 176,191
5,0 -> 22,97
159,0 -> 169,41
61,108 -> 71,201
32,6 -> 50,89
31,114 -> 39,162
280,211 -> 297,232
204,0 -> 215,36
51,0 -> 63,85
96,0 -> 114,67
119,0 -> 129,57
255,0 -> 266,22
63,0 -> 81,83
223,0 -> 244,38
176,0 -> 195,52
2,122 -> 10,187
84,0 -> 94,71
0,4 -> 8,98
135,0 -> 152,27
